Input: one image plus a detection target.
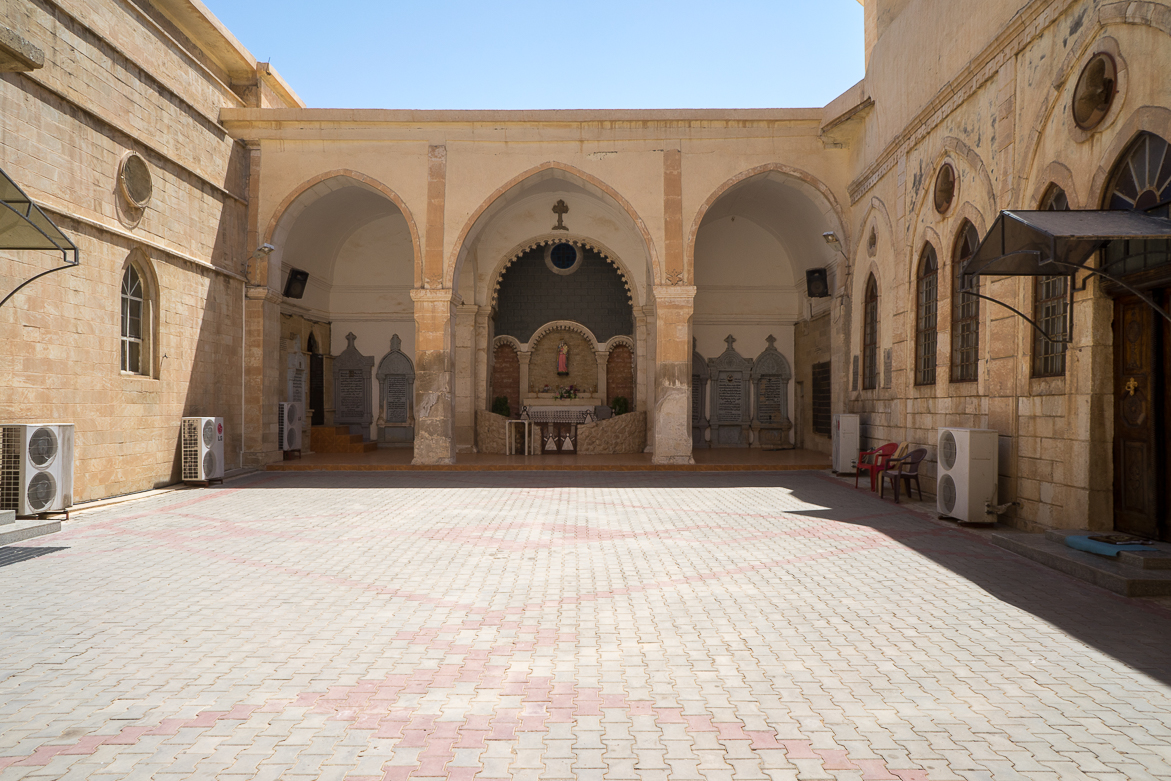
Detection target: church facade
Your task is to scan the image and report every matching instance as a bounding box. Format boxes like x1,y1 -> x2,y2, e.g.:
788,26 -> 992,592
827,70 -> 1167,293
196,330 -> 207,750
4,0 -> 1171,539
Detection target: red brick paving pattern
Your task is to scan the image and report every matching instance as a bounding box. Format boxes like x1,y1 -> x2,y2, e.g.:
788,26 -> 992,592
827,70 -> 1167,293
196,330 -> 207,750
1,471 -> 1169,780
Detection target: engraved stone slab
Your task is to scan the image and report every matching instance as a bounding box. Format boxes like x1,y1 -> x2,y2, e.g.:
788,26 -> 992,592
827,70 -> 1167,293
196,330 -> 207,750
376,334 -> 415,445
333,332 -> 374,427
287,335 -> 306,405
752,335 -> 793,446
708,335 -> 753,447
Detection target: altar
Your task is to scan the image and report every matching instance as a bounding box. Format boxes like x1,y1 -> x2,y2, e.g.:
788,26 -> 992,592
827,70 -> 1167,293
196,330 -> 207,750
521,395 -> 602,452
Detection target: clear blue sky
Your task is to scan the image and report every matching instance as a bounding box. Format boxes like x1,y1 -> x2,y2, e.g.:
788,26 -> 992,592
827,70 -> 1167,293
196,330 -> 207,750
201,1 -> 865,110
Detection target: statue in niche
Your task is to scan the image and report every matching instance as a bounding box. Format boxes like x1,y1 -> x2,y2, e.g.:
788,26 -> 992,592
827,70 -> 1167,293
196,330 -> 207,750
557,341 -> 569,375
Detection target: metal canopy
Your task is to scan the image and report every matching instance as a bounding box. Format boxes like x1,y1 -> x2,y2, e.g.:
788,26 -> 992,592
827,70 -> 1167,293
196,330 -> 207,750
0,167 -> 77,262
962,209 -> 1171,284
960,209 -> 1171,340
0,166 -> 79,309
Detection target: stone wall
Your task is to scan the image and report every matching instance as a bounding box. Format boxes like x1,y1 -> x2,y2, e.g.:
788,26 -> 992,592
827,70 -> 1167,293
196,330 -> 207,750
529,330 -> 597,394
578,411 -> 647,455
490,344 -> 520,416
606,345 -> 634,407
0,0 -> 295,499
475,409 -> 540,454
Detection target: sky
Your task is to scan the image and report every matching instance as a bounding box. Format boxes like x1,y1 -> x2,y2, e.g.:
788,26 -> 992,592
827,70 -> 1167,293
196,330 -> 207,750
200,1 -> 866,111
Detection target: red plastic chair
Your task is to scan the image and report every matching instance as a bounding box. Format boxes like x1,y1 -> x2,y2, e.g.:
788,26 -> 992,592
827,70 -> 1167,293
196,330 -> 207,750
855,442 -> 899,491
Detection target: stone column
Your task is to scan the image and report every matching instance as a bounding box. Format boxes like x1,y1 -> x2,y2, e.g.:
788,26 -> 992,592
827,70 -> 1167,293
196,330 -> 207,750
454,303 -> 477,452
411,288 -> 457,464
242,286 -> 281,466
518,351 -> 532,405
474,308 -> 491,413
652,285 -> 696,464
595,350 -> 608,403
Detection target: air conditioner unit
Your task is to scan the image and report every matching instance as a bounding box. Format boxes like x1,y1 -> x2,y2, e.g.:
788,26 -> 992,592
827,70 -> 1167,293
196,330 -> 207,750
832,413 -> 860,474
181,417 -> 224,482
937,427 -> 999,523
0,424 -> 75,516
278,402 -> 302,451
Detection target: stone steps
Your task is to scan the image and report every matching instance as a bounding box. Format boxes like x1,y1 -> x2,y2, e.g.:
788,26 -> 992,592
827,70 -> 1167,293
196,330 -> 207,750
310,426 -> 377,454
991,528 -> 1171,597
0,509 -> 61,546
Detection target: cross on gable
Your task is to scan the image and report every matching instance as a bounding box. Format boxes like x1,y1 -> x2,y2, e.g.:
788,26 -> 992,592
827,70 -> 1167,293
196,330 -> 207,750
765,334 -> 776,349
552,199 -> 569,231
345,332 -> 357,349
724,334 -> 736,351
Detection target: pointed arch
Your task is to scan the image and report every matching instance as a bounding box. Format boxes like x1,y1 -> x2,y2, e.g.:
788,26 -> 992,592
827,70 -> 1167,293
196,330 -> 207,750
446,162 -> 660,290
687,163 -> 849,281
263,169 -> 423,288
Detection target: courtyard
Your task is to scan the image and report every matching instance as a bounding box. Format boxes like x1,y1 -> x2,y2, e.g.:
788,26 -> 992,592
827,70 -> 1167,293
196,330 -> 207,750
1,470 -> 1170,781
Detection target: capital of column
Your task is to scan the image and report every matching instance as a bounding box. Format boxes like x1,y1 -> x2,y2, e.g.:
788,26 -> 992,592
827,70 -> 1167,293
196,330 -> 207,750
652,285 -> 697,311
410,288 -> 461,305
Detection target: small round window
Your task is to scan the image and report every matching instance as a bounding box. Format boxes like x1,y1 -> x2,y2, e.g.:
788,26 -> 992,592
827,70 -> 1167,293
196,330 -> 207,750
119,152 -> 153,208
1072,53 -> 1116,131
934,163 -> 956,214
544,242 -> 581,275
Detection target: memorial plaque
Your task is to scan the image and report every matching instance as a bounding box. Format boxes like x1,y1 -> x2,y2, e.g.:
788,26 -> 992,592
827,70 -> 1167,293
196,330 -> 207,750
289,370 -> 305,405
717,373 -> 743,422
386,375 -> 409,424
339,371 -> 366,418
333,332 -> 374,427
758,376 -> 783,421
692,376 -> 703,422
376,334 -> 415,444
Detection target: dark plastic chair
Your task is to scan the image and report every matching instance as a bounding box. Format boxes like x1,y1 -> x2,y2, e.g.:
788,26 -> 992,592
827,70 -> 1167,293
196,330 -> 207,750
856,442 -> 898,491
881,448 -> 927,503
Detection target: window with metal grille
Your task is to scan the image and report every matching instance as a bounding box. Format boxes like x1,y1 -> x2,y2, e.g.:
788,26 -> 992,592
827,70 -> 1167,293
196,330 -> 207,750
1034,185 -> 1070,377
121,265 -> 144,374
812,361 -> 831,436
863,275 -> 878,390
951,222 -> 980,382
915,245 -> 938,386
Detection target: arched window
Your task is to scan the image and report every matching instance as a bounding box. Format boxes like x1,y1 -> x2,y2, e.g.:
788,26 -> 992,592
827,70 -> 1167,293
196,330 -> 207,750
1034,185 -> 1070,377
120,264 -> 148,374
862,275 -> 878,390
951,222 -> 980,382
915,244 -> 938,386
1102,132 -> 1171,275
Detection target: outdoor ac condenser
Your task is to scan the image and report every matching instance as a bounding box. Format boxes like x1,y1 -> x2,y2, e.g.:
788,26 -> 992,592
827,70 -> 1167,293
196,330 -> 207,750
937,427 -> 999,523
0,424 -> 75,515
181,417 -> 224,482
832,413 -> 860,474
278,402 -> 302,451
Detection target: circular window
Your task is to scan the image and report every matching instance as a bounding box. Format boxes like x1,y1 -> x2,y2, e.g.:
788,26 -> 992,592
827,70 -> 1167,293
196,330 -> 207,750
933,163 -> 956,214
119,152 -> 153,208
544,242 -> 582,275
1072,53 -> 1116,131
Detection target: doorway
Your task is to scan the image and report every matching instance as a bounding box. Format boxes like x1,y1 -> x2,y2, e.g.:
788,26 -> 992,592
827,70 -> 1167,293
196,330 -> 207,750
1113,290 -> 1170,540
310,353 -> 325,426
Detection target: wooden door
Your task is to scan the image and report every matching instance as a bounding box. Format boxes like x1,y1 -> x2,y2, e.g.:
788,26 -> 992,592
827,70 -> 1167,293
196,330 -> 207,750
1113,294 -> 1167,539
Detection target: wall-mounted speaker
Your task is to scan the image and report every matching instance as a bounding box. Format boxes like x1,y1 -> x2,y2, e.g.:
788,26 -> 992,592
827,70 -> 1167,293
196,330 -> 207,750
806,268 -> 830,298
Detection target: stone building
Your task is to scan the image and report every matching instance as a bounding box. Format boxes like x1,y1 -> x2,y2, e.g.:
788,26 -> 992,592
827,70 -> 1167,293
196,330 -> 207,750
4,0 -> 1171,541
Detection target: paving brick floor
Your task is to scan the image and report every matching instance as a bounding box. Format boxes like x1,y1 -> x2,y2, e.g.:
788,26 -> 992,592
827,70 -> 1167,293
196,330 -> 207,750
2,470 -> 1171,781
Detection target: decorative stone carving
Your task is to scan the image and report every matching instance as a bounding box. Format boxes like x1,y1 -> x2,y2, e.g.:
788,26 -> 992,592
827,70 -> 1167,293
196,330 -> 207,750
333,332 -> 374,429
692,338 -> 709,448
376,334 -> 415,446
708,335 -> 753,448
751,335 -> 793,449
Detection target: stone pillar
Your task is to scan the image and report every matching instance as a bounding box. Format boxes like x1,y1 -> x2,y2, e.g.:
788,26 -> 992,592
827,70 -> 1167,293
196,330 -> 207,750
454,303 -> 477,452
518,351 -> 532,404
411,288 -> 457,464
474,308 -> 491,413
651,285 -> 696,464
595,350 -> 608,402
242,287 -> 281,466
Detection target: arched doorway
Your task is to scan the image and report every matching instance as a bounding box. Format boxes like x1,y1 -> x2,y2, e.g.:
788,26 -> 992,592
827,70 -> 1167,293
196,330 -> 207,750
691,169 -> 845,449
266,173 -> 418,445
1104,133 -> 1171,539
450,167 -> 652,453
